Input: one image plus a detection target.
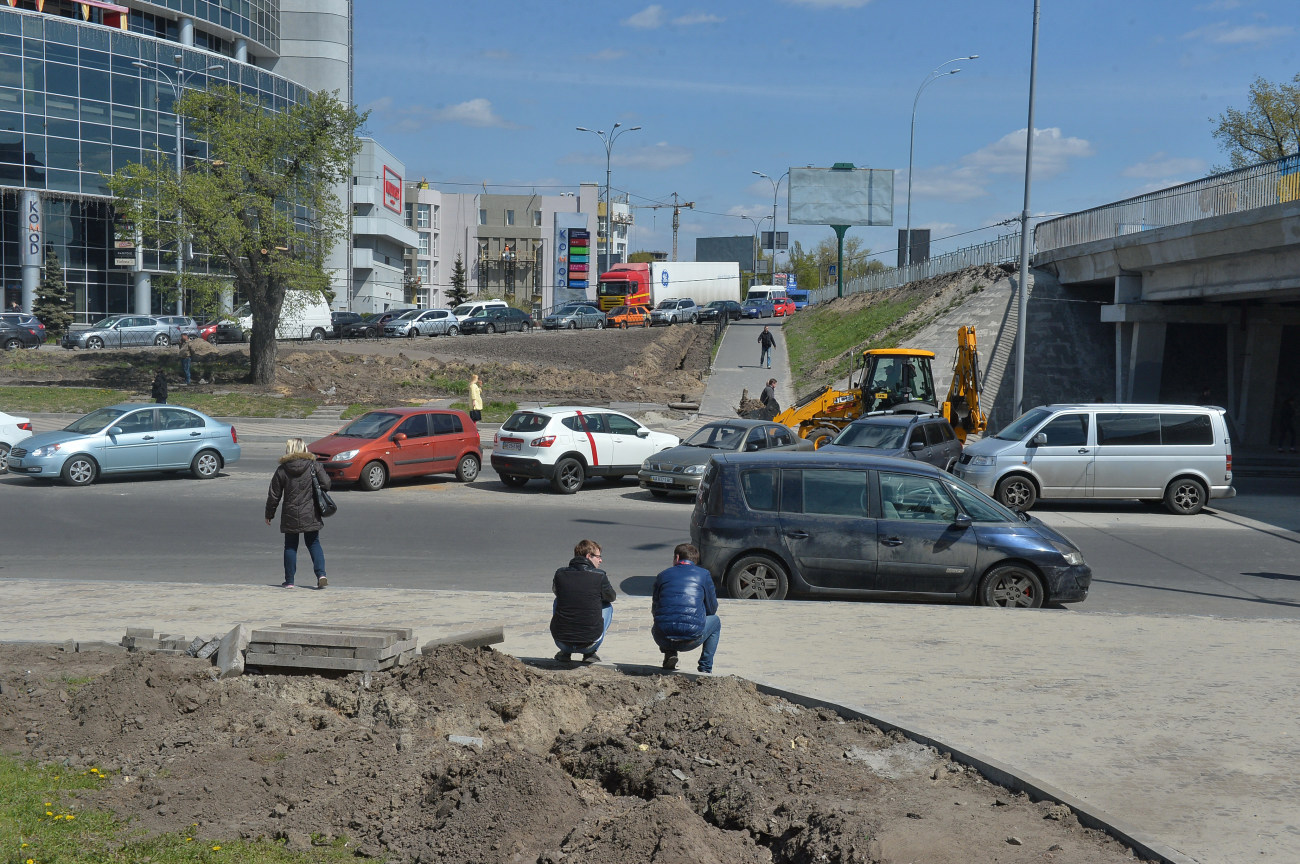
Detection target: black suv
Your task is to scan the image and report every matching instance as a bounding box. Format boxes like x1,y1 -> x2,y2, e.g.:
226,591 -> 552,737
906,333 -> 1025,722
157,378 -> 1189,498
689,450 -> 1091,607
818,413 -> 962,472
697,300 -> 743,322
331,311 -> 363,338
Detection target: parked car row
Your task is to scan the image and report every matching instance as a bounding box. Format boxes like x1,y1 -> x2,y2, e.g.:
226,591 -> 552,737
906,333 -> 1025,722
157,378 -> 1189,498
1,312 -> 46,348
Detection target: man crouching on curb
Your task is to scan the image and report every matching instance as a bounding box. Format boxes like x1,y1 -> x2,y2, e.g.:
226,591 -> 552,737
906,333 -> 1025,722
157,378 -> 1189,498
551,539 -> 616,664
652,543 -> 720,673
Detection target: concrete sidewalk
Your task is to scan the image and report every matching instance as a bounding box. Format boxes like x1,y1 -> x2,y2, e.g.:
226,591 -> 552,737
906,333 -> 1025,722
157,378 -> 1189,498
2,579 -> 1295,864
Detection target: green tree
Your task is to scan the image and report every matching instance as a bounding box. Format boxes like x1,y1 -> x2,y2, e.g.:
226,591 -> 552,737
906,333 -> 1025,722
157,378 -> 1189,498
1212,74 -> 1300,170
107,86 -> 364,384
33,248 -> 73,341
447,253 -> 471,307
628,251 -> 657,264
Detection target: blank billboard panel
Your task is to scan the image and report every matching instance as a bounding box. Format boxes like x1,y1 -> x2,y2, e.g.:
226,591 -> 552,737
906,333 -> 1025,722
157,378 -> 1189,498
788,167 -> 895,226
696,236 -> 755,271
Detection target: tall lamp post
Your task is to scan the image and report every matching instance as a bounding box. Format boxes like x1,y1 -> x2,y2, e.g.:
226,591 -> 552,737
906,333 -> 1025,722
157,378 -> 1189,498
752,170 -> 788,281
739,214 -> 770,286
133,55 -> 223,314
576,122 -> 641,276
904,54 -> 978,271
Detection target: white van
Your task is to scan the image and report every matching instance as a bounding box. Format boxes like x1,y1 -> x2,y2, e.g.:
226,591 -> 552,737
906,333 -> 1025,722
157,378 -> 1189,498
745,286 -> 778,303
954,403 -> 1235,515
236,290 -> 333,342
451,299 -> 508,324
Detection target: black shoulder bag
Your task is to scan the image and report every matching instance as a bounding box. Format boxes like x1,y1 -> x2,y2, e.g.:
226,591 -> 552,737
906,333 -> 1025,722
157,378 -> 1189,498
311,466 -> 337,518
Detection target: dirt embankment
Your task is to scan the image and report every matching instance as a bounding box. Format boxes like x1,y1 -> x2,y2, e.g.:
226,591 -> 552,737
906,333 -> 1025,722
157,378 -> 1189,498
1,643 -> 1147,863
0,324 -> 716,408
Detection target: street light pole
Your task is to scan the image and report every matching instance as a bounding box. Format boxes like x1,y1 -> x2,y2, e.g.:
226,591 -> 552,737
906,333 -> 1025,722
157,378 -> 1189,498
752,170 -> 788,282
1014,4 -> 1040,419
576,123 -> 641,277
740,214 -> 770,286
133,55 -> 222,314
905,55 -> 978,272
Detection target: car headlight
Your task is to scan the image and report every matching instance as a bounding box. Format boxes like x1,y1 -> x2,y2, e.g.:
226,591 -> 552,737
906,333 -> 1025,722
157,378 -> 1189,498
1050,541 -> 1085,566
331,449 -> 359,461
967,455 -> 996,467
29,443 -> 61,457
683,464 -> 706,475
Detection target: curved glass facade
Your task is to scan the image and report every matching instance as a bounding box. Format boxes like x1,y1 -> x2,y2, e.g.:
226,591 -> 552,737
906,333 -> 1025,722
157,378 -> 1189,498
0,8 -> 309,320
133,0 -> 279,55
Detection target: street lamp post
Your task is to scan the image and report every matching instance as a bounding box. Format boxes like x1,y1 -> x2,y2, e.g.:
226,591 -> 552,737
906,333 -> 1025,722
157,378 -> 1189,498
740,214 -> 770,286
904,55 -> 978,271
133,55 -> 222,314
576,123 -> 641,277
752,170 -> 788,281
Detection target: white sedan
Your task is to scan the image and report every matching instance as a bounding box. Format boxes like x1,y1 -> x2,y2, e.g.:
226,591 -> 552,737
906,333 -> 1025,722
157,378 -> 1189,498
0,410 -> 34,475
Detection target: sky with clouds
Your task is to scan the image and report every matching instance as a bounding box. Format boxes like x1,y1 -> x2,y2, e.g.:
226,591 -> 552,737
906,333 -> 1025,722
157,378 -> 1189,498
354,0 -> 1298,267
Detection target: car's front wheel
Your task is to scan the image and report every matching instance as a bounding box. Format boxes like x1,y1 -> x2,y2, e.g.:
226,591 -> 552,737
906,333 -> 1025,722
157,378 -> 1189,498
447,326 -> 460,337
551,457 -> 585,494
359,460 -> 387,491
726,555 -> 789,600
978,563 -> 1045,608
86,336 -> 104,349
994,474 -> 1037,511
191,449 -> 221,479
486,324 -> 496,334
62,455 -> 98,487
568,321 -> 577,330
0,442 -> 9,473
407,328 -> 418,338
456,454 -> 481,483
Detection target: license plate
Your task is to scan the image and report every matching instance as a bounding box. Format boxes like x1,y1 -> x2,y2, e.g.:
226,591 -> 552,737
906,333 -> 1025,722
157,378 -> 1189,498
652,475 -> 674,485
502,440 -> 521,452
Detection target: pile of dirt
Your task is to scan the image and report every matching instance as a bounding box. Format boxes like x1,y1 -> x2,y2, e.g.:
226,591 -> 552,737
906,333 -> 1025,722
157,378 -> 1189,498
0,643 -> 1148,863
0,325 -> 715,408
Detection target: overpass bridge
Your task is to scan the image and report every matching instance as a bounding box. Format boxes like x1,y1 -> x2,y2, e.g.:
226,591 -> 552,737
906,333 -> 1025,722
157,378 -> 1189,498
1034,155 -> 1300,448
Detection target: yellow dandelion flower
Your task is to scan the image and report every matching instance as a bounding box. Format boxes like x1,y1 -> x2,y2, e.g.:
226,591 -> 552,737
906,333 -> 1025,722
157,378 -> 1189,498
43,802 -> 51,807
65,815 -> 75,821
211,845 -> 221,851
21,842 -> 28,848
27,858 -> 35,864
45,811 -> 52,817
53,814 -> 63,820
186,837 -> 194,842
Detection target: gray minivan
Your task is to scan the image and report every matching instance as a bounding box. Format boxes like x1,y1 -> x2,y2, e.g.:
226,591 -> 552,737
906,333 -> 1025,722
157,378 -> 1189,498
954,403 -> 1234,515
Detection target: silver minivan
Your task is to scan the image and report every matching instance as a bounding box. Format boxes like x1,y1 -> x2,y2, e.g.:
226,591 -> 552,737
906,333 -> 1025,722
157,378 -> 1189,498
954,403 -> 1234,515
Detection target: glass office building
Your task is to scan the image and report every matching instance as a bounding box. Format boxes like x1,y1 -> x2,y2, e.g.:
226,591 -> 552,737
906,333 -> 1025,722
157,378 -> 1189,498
0,1 -> 351,321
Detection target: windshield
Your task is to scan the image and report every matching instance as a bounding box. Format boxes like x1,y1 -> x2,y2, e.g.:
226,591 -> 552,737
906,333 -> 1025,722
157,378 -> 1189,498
396,310 -> 421,320
994,407 -> 1053,441
91,317 -> 123,329
336,412 -> 400,438
452,304 -> 474,316
707,301 -> 727,309
683,423 -> 746,449
501,412 -> 551,433
234,303 -> 251,317
65,407 -> 127,434
361,312 -> 385,323
597,281 -> 630,297
655,300 -> 676,310
863,355 -> 938,409
832,423 -> 908,450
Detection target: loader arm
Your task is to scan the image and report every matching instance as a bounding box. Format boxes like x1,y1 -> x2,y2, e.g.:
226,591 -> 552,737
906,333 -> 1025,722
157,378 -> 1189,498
942,325 -> 986,443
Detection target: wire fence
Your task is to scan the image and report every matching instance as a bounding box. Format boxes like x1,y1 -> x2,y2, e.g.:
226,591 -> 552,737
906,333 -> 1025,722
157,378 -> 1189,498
1034,154 -> 1300,253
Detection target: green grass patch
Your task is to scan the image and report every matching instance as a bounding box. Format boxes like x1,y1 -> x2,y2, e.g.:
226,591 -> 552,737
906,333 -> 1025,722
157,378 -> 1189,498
0,756 -> 366,864
449,400 -> 517,423
0,386 -> 315,419
0,385 -> 132,414
166,393 -> 317,419
784,297 -> 922,394
427,373 -> 469,395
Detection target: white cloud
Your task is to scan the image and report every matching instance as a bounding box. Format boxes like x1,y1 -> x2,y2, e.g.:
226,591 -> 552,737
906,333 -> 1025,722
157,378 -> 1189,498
615,142 -> 693,170
624,5 -> 666,29
674,12 -> 724,25
431,98 -> 513,129
962,127 -> 1094,179
1122,152 -> 1207,179
1181,21 -> 1292,44
363,95 -> 393,112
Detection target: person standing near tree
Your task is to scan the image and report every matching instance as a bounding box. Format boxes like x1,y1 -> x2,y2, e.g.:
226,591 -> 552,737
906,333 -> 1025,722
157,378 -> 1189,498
758,326 -> 776,369
178,334 -> 195,385
468,373 -> 484,423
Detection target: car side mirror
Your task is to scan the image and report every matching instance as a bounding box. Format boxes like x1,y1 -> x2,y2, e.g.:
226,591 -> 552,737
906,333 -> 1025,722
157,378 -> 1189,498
109,426 -> 123,436
1030,432 -> 1047,447
636,428 -> 649,438
391,432 -> 407,443
908,440 -> 926,452
953,513 -> 973,529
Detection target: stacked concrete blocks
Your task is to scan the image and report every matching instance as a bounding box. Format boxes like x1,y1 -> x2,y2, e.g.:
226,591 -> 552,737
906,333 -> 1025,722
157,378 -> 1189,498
245,623 -> 418,673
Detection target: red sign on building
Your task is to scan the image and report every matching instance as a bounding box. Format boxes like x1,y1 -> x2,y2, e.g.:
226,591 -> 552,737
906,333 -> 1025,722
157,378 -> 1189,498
382,166 -> 402,214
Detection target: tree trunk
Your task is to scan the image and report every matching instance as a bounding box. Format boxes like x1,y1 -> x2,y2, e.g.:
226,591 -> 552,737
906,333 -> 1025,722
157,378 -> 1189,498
248,325 -> 279,385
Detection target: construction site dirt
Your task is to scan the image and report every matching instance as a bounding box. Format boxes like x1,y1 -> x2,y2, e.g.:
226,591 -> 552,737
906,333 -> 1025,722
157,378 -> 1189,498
0,643 -> 1150,864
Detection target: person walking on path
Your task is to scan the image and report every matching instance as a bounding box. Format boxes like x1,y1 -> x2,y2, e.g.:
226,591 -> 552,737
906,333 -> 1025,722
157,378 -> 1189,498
178,334 -> 196,385
151,370 -> 168,404
551,538 -> 616,664
468,373 -> 484,423
651,543 -> 721,673
264,437 -> 330,589
758,326 -> 776,369
759,377 -> 780,419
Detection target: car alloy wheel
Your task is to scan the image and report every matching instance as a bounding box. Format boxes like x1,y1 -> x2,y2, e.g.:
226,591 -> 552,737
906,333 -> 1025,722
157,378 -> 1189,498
456,454 -> 481,483
62,455 -> 98,487
551,457 -> 584,494
1165,477 -> 1207,515
3,338 -> 20,351
360,460 -> 387,491
568,321 -> 577,330
0,442 -> 9,473
191,449 -> 221,479
448,326 -> 459,336
407,328 -> 417,338
87,337 -> 104,349
620,321 -> 628,330
994,474 -> 1037,511
978,563 -> 1045,608
154,333 -> 171,346
487,324 -> 496,334
725,555 -> 789,600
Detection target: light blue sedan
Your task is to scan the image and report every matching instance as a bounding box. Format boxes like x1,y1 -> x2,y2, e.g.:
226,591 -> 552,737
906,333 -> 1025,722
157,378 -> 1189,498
6,403 -> 241,486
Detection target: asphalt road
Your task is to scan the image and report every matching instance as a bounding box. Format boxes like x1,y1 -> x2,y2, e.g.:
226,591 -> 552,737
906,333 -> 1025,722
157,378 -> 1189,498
4,441 -> 1299,617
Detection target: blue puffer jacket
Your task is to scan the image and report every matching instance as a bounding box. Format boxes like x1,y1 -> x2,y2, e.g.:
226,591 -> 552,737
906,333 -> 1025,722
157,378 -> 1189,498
651,562 -> 718,641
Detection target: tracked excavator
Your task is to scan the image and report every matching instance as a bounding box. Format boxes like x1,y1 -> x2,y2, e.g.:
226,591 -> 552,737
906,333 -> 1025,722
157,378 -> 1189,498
758,327 -> 986,448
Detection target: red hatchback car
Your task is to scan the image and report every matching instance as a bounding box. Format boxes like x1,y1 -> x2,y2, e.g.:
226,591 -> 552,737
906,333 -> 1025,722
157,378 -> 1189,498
772,296 -> 796,317
308,408 -> 481,491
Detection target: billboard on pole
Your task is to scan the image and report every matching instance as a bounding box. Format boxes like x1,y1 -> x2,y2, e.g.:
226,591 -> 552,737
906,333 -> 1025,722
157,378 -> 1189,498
787,167 -> 894,226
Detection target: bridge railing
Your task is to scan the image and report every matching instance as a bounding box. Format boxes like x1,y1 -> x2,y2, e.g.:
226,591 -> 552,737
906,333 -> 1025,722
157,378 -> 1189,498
807,231 -> 1024,305
1035,154 -> 1300,254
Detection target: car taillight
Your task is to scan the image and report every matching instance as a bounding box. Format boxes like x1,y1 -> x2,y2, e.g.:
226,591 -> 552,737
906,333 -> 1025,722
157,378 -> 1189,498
1225,454 -> 1231,474
531,435 -> 556,447
231,427 -> 238,444
18,421 -> 32,431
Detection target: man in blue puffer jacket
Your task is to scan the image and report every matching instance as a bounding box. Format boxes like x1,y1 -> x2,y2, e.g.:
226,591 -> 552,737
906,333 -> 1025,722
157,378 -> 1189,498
651,543 -> 721,673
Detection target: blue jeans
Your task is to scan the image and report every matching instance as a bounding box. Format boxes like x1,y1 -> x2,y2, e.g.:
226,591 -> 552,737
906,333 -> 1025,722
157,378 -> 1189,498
180,356 -> 191,384
760,347 -> 771,368
283,531 -> 325,583
553,603 -> 613,656
653,614 -> 721,673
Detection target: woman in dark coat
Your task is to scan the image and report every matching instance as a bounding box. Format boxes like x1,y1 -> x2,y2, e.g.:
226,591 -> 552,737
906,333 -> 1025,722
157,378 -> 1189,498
264,437 -> 330,589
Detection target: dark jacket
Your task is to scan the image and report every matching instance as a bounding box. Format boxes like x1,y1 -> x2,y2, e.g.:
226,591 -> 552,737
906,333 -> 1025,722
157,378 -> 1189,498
265,454 -> 330,534
178,339 -> 196,358
151,374 -> 168,402
760,384 -> 775,405
758,330 -> 776,349
651,561 -> 718,642
551,556 -> 616,646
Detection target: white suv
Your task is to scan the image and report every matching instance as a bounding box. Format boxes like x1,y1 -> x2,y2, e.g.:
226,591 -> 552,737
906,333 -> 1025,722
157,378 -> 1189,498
492,407 -> 680,494
650,298 -> 699,326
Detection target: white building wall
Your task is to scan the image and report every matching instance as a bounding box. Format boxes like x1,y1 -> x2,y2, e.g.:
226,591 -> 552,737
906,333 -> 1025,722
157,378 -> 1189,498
349,139 -> 417,312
